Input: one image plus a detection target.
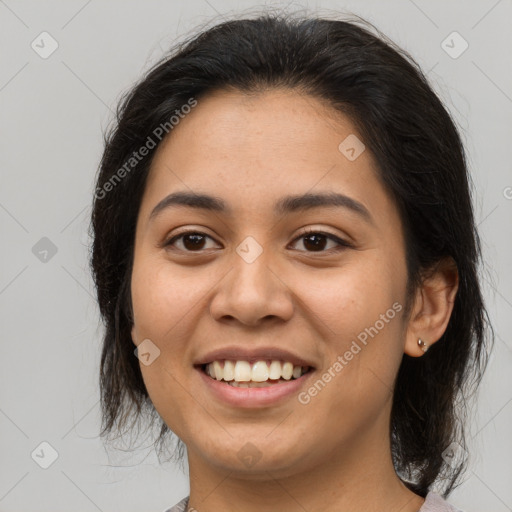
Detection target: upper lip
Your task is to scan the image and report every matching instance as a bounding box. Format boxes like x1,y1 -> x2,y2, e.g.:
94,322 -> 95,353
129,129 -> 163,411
194,346 -> 316,368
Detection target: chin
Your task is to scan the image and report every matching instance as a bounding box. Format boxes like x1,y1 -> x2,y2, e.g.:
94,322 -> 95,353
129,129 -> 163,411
195,434 -> 309,477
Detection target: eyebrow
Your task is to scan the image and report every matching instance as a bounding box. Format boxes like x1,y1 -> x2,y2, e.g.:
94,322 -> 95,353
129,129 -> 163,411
149,190 -> 374,224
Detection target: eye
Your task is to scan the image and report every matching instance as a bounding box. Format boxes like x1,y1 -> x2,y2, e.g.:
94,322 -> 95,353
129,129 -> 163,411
164,231 -> 219,252
289,228 -> 352,253
164,228 -> 352,254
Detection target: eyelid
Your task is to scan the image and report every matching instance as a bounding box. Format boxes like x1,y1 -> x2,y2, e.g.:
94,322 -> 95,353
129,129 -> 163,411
161,228 -> 219,251
162,227 -> 353,252
291,227 -> 353,250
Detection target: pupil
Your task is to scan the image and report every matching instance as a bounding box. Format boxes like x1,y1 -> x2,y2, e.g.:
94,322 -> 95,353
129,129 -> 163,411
184,234 -> 205,250
304,234 -> 326,251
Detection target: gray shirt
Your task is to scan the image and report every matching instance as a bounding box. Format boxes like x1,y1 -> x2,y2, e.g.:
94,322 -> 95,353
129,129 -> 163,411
163,491 -> 464,512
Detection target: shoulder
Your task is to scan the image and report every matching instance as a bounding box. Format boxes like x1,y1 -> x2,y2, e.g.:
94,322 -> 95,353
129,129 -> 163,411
162,495 -> 190,512
419,491 -> 464,512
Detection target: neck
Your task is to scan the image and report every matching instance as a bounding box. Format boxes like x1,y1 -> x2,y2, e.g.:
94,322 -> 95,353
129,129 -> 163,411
185,416 -> 425,512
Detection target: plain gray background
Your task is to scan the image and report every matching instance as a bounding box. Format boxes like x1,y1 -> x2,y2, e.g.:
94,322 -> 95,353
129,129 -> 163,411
1,1 -> 511,511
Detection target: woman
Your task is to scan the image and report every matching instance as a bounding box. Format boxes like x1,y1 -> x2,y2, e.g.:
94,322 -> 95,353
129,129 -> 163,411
90,11 -> 493,512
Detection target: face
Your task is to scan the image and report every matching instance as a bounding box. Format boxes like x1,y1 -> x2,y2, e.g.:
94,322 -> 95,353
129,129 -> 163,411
130,88 -> 411,478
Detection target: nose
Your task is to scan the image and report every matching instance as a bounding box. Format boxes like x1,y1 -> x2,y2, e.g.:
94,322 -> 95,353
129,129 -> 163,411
209,247 -> 294,327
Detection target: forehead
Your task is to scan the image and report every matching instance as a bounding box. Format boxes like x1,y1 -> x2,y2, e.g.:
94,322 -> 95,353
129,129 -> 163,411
139,88 -> 396,227
152,87 -> 364,169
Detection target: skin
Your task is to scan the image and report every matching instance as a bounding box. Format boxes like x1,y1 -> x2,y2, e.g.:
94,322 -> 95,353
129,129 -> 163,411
130,88 -> 459,512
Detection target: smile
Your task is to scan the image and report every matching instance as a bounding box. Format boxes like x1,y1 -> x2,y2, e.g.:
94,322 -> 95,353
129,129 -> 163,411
196,360 -> 315,407
202,360 -> 312,387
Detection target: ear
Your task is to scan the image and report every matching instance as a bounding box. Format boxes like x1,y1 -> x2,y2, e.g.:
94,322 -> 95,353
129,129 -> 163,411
404,257 -> 459,357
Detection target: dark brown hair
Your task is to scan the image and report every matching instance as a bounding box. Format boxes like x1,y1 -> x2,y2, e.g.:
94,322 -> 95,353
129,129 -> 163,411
89,11 -> 493,498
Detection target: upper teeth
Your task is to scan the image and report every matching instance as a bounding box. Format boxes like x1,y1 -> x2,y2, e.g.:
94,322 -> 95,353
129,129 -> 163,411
205,360 -> 308,382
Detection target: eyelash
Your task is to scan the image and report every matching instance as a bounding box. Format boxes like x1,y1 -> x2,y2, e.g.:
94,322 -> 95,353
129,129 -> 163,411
163,228 -> 353,254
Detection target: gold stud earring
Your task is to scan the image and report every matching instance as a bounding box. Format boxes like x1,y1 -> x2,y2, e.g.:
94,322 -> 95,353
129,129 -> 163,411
418,338 -> 429,353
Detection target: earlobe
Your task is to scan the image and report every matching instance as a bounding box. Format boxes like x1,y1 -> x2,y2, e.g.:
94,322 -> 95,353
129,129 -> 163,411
404,257 -> 459,357
417,338 -> 429,353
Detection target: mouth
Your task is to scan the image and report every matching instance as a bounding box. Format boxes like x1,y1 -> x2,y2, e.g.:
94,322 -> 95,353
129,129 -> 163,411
193,347 -> 317,407
196,359 -> 314,388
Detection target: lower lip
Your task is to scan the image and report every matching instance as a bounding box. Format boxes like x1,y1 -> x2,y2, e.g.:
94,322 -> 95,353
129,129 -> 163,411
196,367 -> 315,408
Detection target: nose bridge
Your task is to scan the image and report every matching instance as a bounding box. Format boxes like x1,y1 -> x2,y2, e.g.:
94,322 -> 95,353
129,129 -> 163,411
210,235 -> 293,324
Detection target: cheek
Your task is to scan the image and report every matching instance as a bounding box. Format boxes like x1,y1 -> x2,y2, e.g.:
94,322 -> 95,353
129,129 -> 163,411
130,257 -> 207,342
293,259 -> 405,401
130,256 -> 201,436
294,260 -> 401,340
